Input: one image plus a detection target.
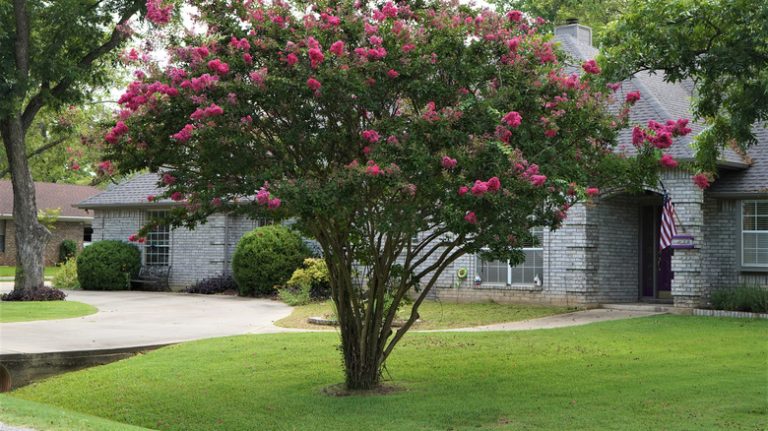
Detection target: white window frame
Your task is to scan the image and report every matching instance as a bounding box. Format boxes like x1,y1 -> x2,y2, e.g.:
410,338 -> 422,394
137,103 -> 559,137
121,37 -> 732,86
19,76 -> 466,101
741,200 -> 768,268
477,227 -> 544,287
145,211 -> 171,266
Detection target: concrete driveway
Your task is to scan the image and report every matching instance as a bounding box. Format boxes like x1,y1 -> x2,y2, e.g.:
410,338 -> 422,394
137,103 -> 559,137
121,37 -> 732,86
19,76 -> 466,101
0,286 -> 294,354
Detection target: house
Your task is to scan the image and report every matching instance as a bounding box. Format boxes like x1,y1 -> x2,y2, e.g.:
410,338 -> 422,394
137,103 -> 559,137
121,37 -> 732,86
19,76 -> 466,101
0,180 -> 100,266
77,23 -> 766,307
76,173 -> 267,289
428,24 -> 767,308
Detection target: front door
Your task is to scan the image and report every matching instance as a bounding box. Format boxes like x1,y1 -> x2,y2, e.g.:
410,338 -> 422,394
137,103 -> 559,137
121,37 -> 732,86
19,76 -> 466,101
639,205 -> 673,300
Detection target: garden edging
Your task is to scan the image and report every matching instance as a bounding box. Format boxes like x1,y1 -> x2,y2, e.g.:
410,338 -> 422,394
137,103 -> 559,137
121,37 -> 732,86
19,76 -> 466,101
693,309 -> 768,319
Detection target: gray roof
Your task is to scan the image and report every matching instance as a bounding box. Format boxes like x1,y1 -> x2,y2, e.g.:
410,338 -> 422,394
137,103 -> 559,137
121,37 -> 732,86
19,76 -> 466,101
554,30 -> 747,166
709,128 -> 768,196
77,172 -> 173,208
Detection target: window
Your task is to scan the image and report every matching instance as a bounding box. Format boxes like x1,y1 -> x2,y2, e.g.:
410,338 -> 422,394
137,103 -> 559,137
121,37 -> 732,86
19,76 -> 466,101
0,220 -> 5,253
145,211 -> 170,266
742,200 -> 768,267
476,228 -> 544,286
83,226 -> 93,243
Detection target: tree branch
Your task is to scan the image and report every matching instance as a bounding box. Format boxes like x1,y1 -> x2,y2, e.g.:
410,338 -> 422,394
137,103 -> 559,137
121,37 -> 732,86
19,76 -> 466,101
0,136 -> 68,178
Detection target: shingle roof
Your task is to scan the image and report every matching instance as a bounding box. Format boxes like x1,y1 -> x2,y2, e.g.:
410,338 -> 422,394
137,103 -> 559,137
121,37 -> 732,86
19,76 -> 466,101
709,129 -> 768,195
0,181 -> 100,219
554,31 -> 747,166
77,172 -> 173,208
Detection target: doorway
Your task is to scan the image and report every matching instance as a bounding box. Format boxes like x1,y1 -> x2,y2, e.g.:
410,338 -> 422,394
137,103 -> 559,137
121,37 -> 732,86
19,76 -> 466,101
639,205 -> 673,301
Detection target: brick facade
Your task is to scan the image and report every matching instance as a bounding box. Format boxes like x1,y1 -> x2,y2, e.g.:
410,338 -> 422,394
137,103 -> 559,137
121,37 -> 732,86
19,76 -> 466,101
0,219 -> 87,266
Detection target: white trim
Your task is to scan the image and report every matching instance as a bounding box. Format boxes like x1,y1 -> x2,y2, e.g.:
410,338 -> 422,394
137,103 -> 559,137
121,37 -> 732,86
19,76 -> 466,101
741,200 -> 768,268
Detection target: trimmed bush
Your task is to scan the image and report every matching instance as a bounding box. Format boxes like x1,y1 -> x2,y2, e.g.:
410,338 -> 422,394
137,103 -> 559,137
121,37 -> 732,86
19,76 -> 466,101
53,258 -> 80,290
710,286 -> 768,313
58,239 -> 78,264
232,225 -> 310,296
76,240 -> 141,291
185,274 -> 238,295
278,258 -> 331,305
1,286 -> 66,301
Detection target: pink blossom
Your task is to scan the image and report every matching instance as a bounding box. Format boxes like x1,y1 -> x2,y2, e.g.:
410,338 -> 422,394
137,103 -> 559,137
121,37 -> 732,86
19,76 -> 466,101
268,198 -> 281,209
308,48 -> 325,68
471,180 -> 488,196
652,131 -> 673,149
495,125 -> 512,143
402,44 -> 416,53
386,135 -> 399,145
486,177 -> 501,192
693,173 -> 711,189
458,186 -> 469,196
243,53 -> 253,64
369,36 -> 383,46
361,130 -> 380,143
382,1 -> 399,18
386,69 -> 399,79
670,118 -> 692,136
170,192 -> 184,201
607,82 -> 621,92
249,68 -> 268,88
507,36 -> 522,51
307,77 -> 322,92
366,162 -> 382,176
507,10 -> 523,22
530,175 -> 547,187
365,22 -> 379,35
441,156 -> 457,170
502,111 -> 522,128
180,74 -> 219,93
207,59 -> 230,75
162,173 -> 176,185
146,0 -> 173,25
211,197 -> 222,207
128,234 -> 138,242
171,124 -> 195,142
625,91 -> 641,104
544,129 -> 558,138
631,127 -> 646,147
256,189 -> 270,205
585,187 -> 600,197
464,211 -> 477,224
659,154 -> 678,168
147,195 -> 156,202
285,53 -> 299,66
229,37 -> 250,51
582,59 -> 601,74
330,40 -> 345,56
366,47 -> 387,60
190,103 -> 224,120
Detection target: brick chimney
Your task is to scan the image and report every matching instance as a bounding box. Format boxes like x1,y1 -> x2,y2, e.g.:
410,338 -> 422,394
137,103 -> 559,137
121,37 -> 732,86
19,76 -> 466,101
554,19 -> 593,46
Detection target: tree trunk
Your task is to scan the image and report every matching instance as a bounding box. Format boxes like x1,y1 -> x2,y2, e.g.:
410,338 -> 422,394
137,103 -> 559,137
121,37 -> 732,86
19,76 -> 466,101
337,300 -> 385,390
0,117 -> 51,292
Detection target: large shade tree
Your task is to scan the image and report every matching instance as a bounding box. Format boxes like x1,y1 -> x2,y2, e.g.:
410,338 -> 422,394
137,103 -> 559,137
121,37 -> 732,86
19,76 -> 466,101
0,0 -> 174,292
108,0 -> 688,389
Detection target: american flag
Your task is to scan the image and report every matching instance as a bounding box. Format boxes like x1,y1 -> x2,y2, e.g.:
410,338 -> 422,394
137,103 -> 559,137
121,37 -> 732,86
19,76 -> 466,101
659,194 -> 678,250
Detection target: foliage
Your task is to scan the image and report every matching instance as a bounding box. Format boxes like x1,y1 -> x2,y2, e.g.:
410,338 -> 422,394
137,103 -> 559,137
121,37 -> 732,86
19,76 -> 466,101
37,207 -> 60,231
52,258 -> 80,290
184,274 -> 238,294
710,286 -> 768,313
494,0 -> 629,43
0,300 -> 96,323
58,239 -> 78,264
600,0 -> 768,173
76,240 -> 141,291
278,258 -> 331,305
232,225 -> 310,296
1,286 -> 66,301
107,0 -> 683,389
8,317 -> 767,431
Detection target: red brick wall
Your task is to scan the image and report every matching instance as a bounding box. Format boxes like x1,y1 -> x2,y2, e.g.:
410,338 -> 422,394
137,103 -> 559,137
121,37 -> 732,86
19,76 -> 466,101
0,219 -> 87,266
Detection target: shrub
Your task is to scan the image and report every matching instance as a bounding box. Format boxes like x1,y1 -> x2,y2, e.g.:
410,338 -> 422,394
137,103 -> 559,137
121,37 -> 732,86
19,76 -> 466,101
278,258 -> 331,305
185,274 -> 238,295
53,258 -> 80,290
1,286 -> 66,301
710,286 -> 768,313
76,240 -> 141,290
232,225 -> 310,296
58,239 -> 78,264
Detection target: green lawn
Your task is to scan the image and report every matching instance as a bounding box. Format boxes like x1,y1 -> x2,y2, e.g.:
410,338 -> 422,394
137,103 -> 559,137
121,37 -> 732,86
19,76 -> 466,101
6,316 -> 767,431
0,300 -> 97,322
275,300 -> 574,330
0,266 -> 61,278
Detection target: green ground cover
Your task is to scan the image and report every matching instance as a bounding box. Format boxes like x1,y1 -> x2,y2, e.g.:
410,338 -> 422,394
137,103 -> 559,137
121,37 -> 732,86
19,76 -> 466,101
275,300 -> 574,330
0,266 -> 61,278
0,301 -> 97,322
5,316 -> 766,431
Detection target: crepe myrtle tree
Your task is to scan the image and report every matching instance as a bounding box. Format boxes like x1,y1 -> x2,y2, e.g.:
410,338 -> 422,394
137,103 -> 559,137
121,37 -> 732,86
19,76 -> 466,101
107,0 -> 689,390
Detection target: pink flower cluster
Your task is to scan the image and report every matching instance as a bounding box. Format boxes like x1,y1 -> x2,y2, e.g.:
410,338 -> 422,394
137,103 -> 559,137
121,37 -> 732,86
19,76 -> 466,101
307,77 -> 322,92
146,0 -> 172,25
464,211 -> 477,224
190,103 -> 224,121
459,177 -> 501,197
659,154 -> 678,168
104,121 -> 128,144
97,160 -> 115,176
634,119 -> 692,149
118,80 -> 179,111
441,156 -> 457,170
207,59 -> 230,75
330,40 -> 345,56
256,187 -> 281,209
249,68 -> 268,88
507,10 -> 523,22
693,173 -> 711,189
625,91 -> 641,104
180,74 -> 219,93
502,111 -> 522,128
361,129 -> 380,143
162,173 -> 176,185
229,37 -> 251,51
170,124 -> 195,142
128,234 -> 146,243
582,59 -> 601,75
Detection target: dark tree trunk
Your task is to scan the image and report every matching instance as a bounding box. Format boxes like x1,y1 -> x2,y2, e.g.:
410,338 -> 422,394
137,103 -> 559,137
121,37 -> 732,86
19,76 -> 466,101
0,118 -> 51,292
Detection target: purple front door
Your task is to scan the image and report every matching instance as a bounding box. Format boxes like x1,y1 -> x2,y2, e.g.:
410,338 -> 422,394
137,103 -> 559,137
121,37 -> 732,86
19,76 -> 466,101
657,247 -> 672,299
640,205 -> 673,300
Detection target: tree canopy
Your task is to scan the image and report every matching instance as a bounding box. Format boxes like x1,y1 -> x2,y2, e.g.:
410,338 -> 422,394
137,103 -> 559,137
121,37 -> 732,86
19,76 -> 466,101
600,0 -> 768,172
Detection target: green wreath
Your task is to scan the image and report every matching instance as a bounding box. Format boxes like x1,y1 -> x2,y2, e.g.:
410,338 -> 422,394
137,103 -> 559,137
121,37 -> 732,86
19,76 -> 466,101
456,267 -> 468,280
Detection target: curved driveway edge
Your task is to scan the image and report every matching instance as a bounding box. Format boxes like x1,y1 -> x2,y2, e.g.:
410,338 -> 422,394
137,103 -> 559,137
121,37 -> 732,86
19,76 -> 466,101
0,288 -> 295,354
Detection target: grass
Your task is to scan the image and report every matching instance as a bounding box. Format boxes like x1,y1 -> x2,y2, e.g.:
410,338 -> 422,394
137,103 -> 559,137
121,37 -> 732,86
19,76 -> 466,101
275,300 -> 574,330
0,266 -> 61,278
0,300 -> 97,322
0,395 -> 152,431
6,316 -> 767,431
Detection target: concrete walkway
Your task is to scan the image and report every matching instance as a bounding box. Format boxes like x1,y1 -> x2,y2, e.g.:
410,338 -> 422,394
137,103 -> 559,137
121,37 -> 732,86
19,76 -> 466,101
0,285 -> 295,354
